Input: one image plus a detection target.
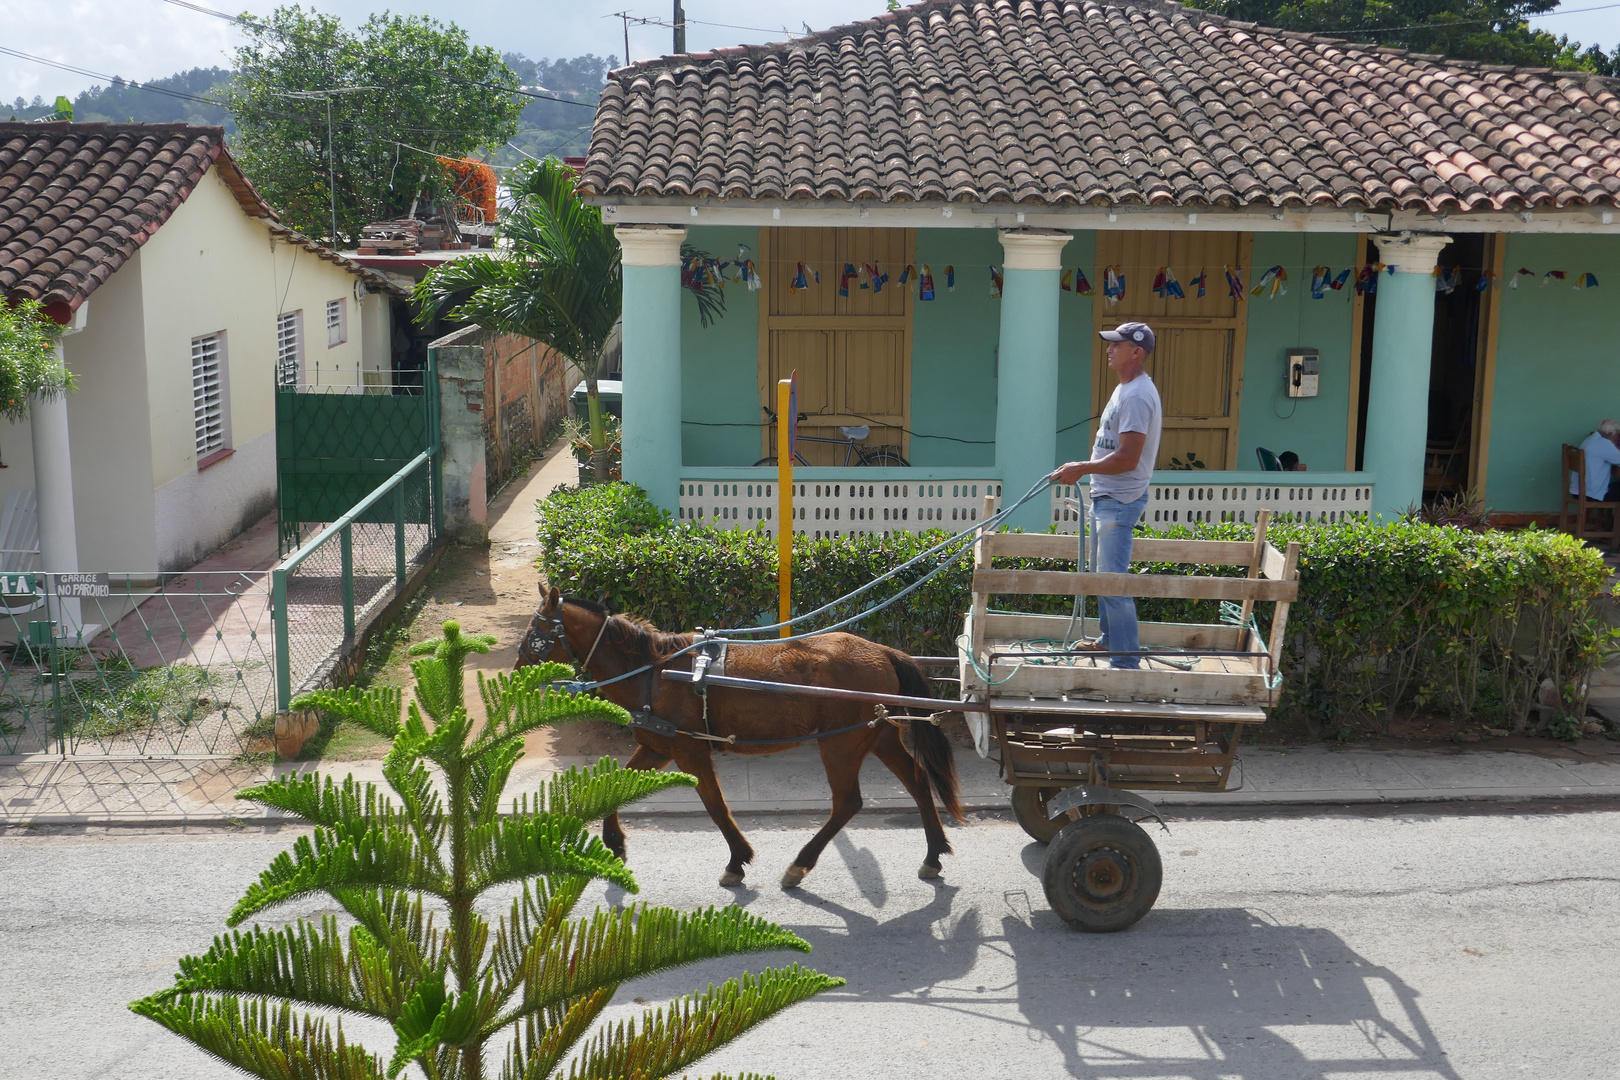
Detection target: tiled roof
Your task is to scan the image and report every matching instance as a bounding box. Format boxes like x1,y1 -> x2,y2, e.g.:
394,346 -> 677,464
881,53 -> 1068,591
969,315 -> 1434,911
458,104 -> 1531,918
0,122 -> 404,316
580,0 -> 1620,213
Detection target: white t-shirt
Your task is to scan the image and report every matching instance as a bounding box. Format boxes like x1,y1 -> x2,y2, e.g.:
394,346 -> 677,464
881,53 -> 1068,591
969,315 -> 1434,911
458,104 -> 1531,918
1090,374 -> 1162,503
1574,430 -> 1620,499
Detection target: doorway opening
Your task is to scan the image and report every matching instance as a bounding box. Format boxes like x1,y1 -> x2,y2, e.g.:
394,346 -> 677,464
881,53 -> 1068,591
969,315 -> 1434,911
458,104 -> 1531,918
1354,234 -> 1496,502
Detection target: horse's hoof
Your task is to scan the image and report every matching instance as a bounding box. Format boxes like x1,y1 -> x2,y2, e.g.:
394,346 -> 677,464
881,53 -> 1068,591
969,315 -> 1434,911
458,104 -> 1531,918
781,864 -> 810,889
719,870 -> 745,887
918,862 -> 943,880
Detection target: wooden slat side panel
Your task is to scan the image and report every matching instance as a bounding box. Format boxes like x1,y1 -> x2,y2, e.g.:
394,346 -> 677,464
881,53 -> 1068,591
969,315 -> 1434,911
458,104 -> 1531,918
983,533 -> 1256,564
1261,541 -> 1291,581
973,569 -> 1299,601
981,611 -> 1250,650
970,662 -> 1275,703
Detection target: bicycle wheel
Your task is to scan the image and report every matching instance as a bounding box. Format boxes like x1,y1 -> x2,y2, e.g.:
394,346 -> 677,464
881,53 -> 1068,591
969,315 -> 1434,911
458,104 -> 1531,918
861,448 -> 910,467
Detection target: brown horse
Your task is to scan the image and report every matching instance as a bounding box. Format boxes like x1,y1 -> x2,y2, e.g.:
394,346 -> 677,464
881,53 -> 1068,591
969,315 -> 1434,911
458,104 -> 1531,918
517,586 -> 963,888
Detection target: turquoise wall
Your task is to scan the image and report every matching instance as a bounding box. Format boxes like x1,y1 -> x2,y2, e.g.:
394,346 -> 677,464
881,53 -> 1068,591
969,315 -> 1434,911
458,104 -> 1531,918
1486,234 -> 1620,510
680,226 -> 761,465
1236,232 -> 1359,473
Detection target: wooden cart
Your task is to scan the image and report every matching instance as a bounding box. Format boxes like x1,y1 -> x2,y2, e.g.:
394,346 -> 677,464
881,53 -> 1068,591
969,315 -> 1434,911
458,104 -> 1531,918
958,504 -> 1300,931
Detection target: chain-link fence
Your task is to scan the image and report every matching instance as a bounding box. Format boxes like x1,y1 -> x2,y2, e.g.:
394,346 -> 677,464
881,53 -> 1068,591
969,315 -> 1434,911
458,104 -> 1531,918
273,451 -> 440,710
0,571 -> 276,757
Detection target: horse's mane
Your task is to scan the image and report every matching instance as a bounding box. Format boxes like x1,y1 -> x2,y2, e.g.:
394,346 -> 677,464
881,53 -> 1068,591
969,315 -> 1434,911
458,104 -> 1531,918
563,596 -> 695,663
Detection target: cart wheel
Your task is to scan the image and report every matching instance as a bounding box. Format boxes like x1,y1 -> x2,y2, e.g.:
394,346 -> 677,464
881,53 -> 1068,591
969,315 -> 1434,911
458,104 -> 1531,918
1042,815 -> 1162,932
1010,786 -> 1065,844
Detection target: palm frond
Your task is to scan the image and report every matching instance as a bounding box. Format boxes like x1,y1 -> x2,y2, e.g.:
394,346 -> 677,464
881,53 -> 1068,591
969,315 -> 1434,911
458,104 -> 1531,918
230,827 -> 448,926
464,814 -> 637,897
505,904 -> 812,1027
507,757 -> 696,824
562,966 -> 844,1080
129,992 -> 386,1080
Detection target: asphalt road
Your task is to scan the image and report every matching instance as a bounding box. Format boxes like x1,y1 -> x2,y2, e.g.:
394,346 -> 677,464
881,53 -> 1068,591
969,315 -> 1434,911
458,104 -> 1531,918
5,803 -> 1618,1079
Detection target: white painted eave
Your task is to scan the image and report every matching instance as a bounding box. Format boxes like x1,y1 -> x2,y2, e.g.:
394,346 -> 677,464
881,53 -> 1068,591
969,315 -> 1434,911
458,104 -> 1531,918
590,197 -> 1620,235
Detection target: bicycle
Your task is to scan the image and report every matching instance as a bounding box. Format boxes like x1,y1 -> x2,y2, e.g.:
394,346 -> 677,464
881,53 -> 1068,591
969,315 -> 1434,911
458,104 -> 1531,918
753,407 -> 911,467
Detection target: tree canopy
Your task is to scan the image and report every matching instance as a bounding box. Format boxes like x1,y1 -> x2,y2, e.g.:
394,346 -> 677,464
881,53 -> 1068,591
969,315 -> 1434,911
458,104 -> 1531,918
0,298 -> 74,420
1184,0 -> 1620,73
225,6 -> 524,244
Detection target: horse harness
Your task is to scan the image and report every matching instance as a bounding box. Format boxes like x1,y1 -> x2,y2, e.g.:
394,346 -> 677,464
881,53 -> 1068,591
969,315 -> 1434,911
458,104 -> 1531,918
522,605 -> 929,746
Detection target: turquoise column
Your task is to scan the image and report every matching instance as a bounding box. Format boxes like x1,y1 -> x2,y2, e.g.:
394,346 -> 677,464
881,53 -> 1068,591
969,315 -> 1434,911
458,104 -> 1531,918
1364,232 -> 1451,518
995,229 -> 1072,530
616,224 -> 688,513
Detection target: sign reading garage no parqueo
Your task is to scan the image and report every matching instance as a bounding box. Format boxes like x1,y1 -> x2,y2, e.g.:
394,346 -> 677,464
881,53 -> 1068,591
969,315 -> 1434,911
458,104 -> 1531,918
52,573 -> 111,598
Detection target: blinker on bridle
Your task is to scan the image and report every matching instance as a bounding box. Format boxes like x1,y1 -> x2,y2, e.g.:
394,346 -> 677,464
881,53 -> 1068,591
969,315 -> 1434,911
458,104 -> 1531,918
521,598 -> 609,673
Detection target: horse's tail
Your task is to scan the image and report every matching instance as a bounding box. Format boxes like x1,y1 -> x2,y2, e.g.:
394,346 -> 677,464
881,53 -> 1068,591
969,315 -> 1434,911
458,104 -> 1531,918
887,650 -> 964,824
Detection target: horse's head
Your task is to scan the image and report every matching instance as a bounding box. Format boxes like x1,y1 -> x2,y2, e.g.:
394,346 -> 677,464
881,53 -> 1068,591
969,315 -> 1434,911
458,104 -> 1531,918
517,585 -> 572,670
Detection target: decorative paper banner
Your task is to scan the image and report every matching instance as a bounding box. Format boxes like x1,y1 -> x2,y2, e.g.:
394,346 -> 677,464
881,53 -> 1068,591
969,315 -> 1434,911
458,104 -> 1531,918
1189,269 -> 1207,298
1355,265 -> 1378,295
1251,265 -> 1287,299
1060,269 -> 1074,292
946,265 -> 956,291
867,262 -> 889,292
790,261 -> 818,291
1435,266 -> 1459,295
839,262 -> 857,297
1309,266 -> 1329,299
919,264 -> 936,301
898,264 -> 914,286
1103,265 -> 1126,303
1578,272 -> 1600,288
1543,270 -> 1567,286
1475,270 -> 1493,293
1330,268 -> 1351,291
1511,267 -> 1534,289
1224,265 -> 1245,301
1074,268 -> 1093,296
1152,267 -> 1185,299
989,265 -> 1003,298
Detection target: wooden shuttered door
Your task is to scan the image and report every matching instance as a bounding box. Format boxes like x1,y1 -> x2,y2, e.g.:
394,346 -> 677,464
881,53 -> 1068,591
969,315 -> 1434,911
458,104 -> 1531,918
758,228 -> 912,463
1092,231 -> 1252,470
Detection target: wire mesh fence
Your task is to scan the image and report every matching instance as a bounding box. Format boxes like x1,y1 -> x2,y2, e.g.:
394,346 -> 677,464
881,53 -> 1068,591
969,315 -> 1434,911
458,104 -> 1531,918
0,571 -> 276,757
273,451 -> 440,710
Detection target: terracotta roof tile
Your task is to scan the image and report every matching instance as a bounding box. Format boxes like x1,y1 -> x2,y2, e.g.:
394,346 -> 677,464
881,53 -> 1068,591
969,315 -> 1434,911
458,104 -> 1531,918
581,0 -> 1620,212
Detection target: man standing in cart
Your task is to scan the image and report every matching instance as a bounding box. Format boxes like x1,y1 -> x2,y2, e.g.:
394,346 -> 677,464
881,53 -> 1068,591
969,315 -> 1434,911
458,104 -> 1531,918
1050,322 -> 1162,670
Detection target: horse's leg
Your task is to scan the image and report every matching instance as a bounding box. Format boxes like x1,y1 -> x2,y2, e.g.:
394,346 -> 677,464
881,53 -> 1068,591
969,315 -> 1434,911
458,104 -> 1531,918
667,743 -> 755,886
602,741 -> 672,862
782,729 -> 875,889
870,722 -> 952,880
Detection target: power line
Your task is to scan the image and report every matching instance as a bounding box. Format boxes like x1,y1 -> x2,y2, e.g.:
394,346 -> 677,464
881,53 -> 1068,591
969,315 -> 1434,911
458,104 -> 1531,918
0,45 -> 230,110
1329,1 -> 1620,37
159,0 -> 597,108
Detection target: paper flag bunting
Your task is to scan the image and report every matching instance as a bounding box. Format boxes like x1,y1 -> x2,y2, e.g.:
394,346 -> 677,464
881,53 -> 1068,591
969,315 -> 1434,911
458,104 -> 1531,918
1579,272 -> 1600,289
1355,265 -> 1378,295
1189,270 -> 1207,298
1330,268 -> 1351,291
1475,270 -> 1493,293
946,265 -> 955,291
989,265 -> 1003,298
1151,267 -> 1185,300
1103,265 -> 1126,303
1436,266 -> 1459,295
1511,267 -> 1534,289
899,264 -> 914,286
744,259 -> 761,291
1543,270 -> 1567,286
1224,265 -> 1245,301
867,263 -> 889,292
1251,265 -> 1287,299
1309,266 -> 1329,299
1074,268 -> 1093,296
839,262 -> 856,297
790,262 -> 810,291
1061,269 -> 1074,292
919,264 -> 935,301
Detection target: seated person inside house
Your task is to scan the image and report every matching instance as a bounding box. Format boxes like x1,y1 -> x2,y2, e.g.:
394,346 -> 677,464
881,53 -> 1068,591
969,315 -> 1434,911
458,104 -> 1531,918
1574,420 -> 1620,499
1279,451 -> 1306,472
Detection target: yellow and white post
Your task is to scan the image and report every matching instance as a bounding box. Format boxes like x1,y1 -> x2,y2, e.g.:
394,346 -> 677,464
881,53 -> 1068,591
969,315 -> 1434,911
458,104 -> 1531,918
776,377 -> 793,637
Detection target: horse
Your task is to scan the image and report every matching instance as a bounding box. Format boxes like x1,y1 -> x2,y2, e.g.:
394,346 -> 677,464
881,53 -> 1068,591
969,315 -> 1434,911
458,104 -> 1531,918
517,585 -> 963,888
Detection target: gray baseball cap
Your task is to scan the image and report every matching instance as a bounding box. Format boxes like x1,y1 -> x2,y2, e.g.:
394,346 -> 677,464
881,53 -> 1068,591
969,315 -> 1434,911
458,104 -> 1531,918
1099,322 -> 1155,351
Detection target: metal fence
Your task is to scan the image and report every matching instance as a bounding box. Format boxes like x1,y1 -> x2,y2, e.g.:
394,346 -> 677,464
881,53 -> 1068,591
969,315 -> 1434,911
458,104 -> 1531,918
0,571 -> 276,757
272,450 -> 440,711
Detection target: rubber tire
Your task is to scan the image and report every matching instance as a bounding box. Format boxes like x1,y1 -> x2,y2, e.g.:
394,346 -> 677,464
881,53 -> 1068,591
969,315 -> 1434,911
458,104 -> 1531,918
1042,815 -> 1163,932
1010,786 -> 1065,844
863,449 -> 910,467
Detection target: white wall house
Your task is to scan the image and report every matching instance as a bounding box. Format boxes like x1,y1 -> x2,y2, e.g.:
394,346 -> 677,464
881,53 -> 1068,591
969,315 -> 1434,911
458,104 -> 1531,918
0,122 -> 407,574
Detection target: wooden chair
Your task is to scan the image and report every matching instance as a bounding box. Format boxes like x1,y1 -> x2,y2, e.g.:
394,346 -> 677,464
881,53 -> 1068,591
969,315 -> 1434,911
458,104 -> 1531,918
1560,443 -> 1620,547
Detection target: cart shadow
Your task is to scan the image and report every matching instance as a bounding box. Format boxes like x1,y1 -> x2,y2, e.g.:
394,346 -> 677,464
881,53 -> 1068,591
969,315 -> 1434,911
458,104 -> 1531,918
999,895 -> 1463,1080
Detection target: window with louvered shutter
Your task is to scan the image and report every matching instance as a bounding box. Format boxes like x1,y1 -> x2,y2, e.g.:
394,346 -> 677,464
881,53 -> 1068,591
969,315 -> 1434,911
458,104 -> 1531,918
277,311 -> 301,388
192,334 -> 226,457
326,298 -> 347,347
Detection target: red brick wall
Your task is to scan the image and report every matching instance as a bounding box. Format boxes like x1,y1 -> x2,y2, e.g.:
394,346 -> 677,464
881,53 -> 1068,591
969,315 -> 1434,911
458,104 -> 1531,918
481,330 -> 571,493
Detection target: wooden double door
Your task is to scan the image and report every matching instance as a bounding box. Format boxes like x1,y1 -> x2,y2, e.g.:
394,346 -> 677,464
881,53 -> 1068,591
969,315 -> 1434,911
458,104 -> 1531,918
757,228 -> 912,464
1092,232 -> 1252,471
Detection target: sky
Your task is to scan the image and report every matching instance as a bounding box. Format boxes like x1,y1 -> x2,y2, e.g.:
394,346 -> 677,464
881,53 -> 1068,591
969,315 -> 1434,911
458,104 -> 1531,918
5,0 -> 1620,104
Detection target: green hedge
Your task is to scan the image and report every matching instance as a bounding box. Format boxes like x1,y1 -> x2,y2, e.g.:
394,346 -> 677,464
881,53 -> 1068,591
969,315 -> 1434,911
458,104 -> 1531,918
536,483 -> 1614,732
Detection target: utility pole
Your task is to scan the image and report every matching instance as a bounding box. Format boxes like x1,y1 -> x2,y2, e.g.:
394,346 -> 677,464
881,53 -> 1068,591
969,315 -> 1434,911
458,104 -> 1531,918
278,86 -> 380,246
674,0 -> 686,52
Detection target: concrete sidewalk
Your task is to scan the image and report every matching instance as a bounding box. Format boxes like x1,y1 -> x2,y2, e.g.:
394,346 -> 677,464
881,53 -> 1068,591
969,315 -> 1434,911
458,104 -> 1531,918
4,742 -> 1619,827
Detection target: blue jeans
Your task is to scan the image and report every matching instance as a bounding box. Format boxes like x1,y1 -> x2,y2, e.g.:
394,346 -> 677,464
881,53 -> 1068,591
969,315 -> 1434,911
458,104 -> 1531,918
1091,492 -> 1149,669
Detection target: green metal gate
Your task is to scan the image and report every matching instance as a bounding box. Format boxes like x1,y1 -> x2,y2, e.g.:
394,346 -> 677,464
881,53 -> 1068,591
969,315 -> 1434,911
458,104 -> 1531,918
275,360 -> 441,555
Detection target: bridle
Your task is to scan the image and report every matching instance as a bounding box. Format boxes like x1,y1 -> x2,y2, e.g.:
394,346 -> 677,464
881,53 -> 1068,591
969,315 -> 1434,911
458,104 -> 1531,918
518,598 -> 609,674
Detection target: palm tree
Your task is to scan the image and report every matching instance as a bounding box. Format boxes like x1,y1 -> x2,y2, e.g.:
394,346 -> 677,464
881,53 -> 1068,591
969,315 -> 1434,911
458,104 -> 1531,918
418,159 -> 725,481
132,620 -> 841,1079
